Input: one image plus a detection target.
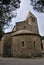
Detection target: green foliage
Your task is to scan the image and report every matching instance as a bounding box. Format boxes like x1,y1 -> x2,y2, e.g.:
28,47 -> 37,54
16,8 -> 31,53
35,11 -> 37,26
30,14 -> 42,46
30,0 -> 44,12
0,0 -> 21,24
0,0 -> 21,39
0,31 -> 4,40
2,0 -> 11,5
41,36 -> 44,40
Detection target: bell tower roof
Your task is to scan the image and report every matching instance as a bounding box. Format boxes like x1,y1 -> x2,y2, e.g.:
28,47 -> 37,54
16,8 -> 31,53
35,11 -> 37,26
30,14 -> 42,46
26,11 -> 36,20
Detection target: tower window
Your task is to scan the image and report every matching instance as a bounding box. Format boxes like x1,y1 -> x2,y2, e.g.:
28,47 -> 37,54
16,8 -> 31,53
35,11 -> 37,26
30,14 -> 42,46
22,41 -> 24,47
34,41 -> 35,48
24,26 -> 26,29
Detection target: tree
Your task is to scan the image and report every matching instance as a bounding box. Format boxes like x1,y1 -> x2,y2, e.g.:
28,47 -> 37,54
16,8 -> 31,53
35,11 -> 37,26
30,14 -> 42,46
0,21 -> 4,40
30,0 -> 44,12
0,0 -> 21,40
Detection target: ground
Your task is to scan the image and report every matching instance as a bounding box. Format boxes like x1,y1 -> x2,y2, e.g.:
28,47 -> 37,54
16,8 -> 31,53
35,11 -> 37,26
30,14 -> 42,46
0,58 -> 44,65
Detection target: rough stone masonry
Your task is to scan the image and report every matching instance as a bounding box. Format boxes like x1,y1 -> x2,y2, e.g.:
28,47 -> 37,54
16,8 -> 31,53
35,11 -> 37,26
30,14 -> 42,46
0,11 -> 42,58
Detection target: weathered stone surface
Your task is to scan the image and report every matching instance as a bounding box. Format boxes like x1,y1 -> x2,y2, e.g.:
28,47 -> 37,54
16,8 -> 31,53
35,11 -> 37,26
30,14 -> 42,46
42,40 -> 44,50
25,11 -> 39,34
11,34 -> 41,57
0,11 -> 42,57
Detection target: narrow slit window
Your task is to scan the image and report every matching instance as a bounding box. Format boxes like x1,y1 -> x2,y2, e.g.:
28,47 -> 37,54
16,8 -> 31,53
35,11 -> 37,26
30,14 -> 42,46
34,41 -> 35,48
22,41 -> 24,47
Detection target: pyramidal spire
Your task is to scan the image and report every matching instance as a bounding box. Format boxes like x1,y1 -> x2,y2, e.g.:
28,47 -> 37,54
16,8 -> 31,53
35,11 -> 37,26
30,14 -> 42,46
26,11 -> 36,20
25,11 -> 39,34
25,11 -> 36,23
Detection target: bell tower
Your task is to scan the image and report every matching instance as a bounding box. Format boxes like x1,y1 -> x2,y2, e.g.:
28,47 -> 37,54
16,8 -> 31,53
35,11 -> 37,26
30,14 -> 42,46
25,11 -> 39,34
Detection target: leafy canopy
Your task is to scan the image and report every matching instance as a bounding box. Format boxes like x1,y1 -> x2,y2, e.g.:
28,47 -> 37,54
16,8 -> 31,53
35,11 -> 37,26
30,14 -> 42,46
0,0 -> 21,40
30,0 -> 44,12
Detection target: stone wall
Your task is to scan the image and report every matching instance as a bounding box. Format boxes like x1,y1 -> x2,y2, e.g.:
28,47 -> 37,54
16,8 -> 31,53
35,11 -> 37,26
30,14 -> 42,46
12,34 -> 41,57
25,12 -> 39,34
16,22 -> 32,31
42,40 -> 44,50
0,34 -> 12,57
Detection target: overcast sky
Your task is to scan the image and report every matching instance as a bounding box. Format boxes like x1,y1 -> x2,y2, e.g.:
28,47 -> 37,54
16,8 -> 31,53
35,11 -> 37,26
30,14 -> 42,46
5,0 -> 44,36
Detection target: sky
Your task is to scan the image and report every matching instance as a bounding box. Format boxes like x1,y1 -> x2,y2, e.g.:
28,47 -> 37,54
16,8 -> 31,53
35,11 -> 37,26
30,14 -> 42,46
5,0 -> 44,36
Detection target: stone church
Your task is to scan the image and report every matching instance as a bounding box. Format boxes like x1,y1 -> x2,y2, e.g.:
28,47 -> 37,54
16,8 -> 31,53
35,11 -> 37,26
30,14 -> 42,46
0,11 -> 42,57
